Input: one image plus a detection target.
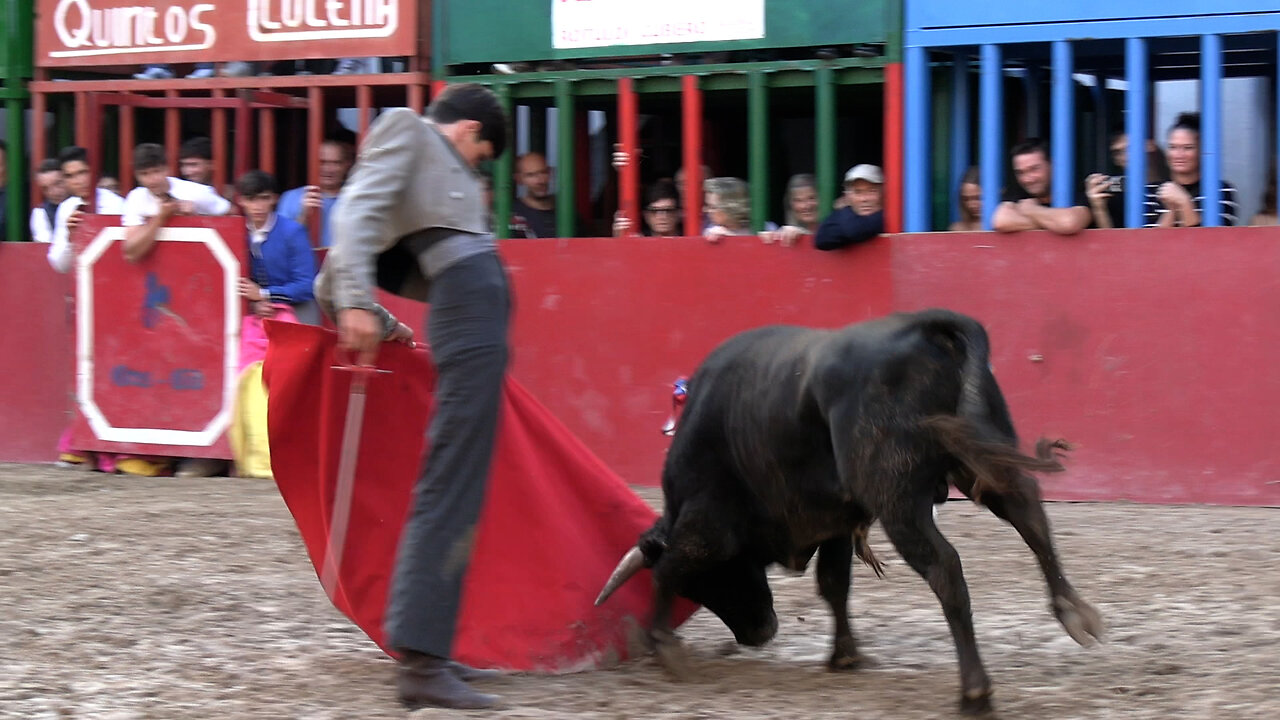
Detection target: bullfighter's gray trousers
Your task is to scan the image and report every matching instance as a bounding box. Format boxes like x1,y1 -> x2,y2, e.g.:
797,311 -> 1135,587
384,251 -> 510,658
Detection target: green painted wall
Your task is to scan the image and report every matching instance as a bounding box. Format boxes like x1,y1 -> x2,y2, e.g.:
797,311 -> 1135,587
439,0 -> 898,66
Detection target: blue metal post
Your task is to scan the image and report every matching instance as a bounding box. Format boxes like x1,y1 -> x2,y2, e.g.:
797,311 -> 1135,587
980,44 -> 1004,231
1051,41 -> 1075,208
1201,34 -> 1223,227
949,54 -> 971,224
1124,37 -> 1148,229
1276,37 -> 1280,221
905,44 -> 931,233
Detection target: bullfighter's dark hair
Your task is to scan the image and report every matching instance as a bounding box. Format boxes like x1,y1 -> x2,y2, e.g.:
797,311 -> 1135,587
133,143 -> 168,172
235,169 -> 278,197
427,83 -> 508,159
1010,138 -> 1049,160
179,136 -> 212,161
57,145 -> 89,168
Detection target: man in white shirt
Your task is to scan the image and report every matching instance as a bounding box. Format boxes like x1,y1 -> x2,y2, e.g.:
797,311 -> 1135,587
123,143 -> 232,262
30,159 -> 69,245
48,146 -> 126,274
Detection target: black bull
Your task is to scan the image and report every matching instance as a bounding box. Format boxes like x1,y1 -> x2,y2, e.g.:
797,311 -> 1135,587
596,309 -> 1103,714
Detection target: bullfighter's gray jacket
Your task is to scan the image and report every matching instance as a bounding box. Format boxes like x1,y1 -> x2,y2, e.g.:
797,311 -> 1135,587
313,108 -> 495,334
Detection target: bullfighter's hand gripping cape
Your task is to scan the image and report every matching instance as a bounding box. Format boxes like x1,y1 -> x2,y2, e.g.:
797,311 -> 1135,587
261,321 -> 693,672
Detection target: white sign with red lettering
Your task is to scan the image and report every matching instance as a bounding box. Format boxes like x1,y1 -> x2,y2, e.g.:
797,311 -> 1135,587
552,0 -> 765,50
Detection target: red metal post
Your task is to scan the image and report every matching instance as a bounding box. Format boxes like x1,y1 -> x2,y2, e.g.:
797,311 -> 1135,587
165,90 -> 180,177
259,109 -> 276,175
119,97 -> 135,188
234,97 -> 251,183
307,86 -> 324,247
617,77 -> 640,236
211,89 -> 228,195
85,94 -> 102,201
356,84 -> 373,143
74,92 -> 91,150
408,84 -> 425,114
31,90 -> 46,168
883,62 -> 904,234
681,75 -> 704,237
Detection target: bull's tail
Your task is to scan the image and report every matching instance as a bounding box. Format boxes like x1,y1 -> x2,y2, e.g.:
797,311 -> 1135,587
913,310 -> 1072,500
923,415 -> 1070,500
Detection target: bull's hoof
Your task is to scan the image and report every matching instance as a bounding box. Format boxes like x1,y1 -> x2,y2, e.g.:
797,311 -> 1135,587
827,652 -> 874,672
652,631 -> 693,681
959,688 -> 994,716
1053,595 -> 1105,646
827,636 -> 873,672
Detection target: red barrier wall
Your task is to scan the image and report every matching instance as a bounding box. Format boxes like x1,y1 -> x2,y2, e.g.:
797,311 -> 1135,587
893,228 -> 1280,506
3,229 -> 1277,505
0,244 -> 74,462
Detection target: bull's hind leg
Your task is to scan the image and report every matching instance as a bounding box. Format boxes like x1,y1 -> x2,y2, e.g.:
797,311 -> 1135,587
881,500 -> 993,715
966,473 -> 1104,646
815,535 -> 868,671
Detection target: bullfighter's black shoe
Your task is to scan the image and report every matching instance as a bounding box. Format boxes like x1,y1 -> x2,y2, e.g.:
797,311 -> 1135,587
397,651 -> 500,710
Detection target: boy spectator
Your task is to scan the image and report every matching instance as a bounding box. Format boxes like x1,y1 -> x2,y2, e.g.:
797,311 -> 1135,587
948,167 -> 983,232
121,143 -> 231,263
278,135 -> 356,247
992,139 -> 1091,235
234,170 -> 316,366
48,145 -> 125,273
30,159 -> 69,245
813,164 -> 885,250
179,137 -> 215,187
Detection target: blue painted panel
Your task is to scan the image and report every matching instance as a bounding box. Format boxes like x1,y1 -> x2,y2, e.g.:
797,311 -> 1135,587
906,13 -> 1280,48
908,1 -> 1280,31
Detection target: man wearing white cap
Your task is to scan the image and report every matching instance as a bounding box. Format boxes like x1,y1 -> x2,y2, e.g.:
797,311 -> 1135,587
814,164 -> 885,250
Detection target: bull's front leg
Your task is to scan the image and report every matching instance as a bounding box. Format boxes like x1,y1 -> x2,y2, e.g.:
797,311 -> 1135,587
648,563 -> 694,680
979,474 -> 1104,646
815,534 -> 867,671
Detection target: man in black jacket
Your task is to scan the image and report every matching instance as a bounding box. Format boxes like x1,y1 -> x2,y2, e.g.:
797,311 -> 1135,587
814,164 -> 884,250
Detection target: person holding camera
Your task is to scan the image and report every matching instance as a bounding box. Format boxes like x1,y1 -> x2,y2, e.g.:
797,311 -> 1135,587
1084,131 -> 1170,229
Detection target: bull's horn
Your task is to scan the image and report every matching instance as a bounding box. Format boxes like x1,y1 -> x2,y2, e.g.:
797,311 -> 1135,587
594,546 -> 648,606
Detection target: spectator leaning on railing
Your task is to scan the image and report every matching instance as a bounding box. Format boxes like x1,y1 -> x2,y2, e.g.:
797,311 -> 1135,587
1146,112 -> 1238,228
761,173 -> 820,247
813,164 -> 885,250
991,138 -> 1091,235
121,143 -> 232,263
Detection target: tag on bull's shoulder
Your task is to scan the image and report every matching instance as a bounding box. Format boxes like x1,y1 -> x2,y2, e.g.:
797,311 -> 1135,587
449,191 -> 465,200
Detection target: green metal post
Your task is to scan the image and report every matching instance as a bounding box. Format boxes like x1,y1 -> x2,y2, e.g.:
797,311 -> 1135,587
554,79 -> 575,238
57,97 -> 74,150
5,97 -> 25,242
493,83 -> 513,239
815,66 -> 837,219
747,71 -> 769,232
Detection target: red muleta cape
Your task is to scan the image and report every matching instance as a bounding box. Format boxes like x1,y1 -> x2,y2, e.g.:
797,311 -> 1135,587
261,321 -> 694,672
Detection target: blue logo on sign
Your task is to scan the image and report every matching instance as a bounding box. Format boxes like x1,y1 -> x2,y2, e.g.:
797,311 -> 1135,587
110,365 -> 205,391
142,272 -> 171,329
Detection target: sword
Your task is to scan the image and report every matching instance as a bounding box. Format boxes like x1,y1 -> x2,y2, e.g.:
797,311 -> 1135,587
320,356 -> 391,601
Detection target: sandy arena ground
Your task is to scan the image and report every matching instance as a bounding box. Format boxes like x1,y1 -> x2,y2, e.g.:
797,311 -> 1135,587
1,462 -> 1278,719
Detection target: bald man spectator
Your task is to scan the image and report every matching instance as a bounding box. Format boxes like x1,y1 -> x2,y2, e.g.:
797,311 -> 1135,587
511,152 -> 561,238
278,135 -> 356,247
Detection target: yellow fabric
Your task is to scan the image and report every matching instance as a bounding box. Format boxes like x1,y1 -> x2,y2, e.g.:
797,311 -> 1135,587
115,458 -> 169,477
230,362 -> 274,479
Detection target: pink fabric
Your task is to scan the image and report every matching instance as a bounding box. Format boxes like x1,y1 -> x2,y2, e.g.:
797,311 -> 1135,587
240,304 -> 299,372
